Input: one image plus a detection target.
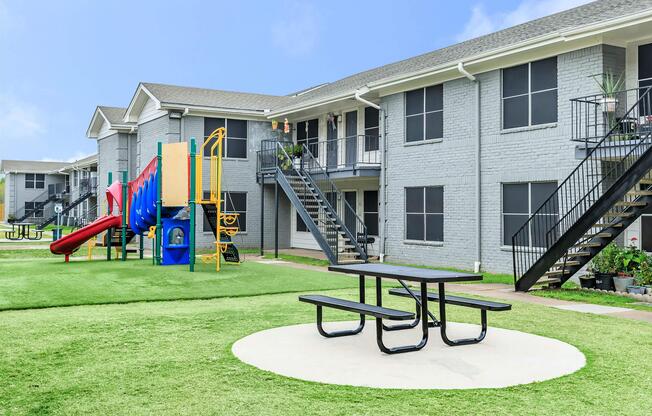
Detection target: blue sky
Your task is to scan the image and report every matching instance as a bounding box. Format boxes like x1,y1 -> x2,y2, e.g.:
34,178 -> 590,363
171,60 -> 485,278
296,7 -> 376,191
0,0 -> 590,162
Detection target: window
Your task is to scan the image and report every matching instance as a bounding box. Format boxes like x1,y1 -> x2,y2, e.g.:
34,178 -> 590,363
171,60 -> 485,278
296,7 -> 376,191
24,201 -> 43,218
363,190 -> 379,236
364,107 -> 380,151
297,119 -> 319,157
502,182 -> 558,247
203,118 -> 248,159
639,43 -> 652,116
405,84 -> 443,142
25,173 -> 44,189
502,57 -> 557,129
202,191 -> 247,232
405,186 -> 443,242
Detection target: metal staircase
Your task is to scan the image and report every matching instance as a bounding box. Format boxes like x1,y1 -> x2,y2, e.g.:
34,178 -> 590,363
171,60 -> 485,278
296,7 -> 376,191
38,191 -> 93,229
258,140 -> 368,264
513,86 -> 652,291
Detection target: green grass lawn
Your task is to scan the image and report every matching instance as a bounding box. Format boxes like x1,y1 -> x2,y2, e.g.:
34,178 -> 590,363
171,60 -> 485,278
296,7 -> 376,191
1,285 -> 651,415
0,258 -> 651,414
0,259 -> 363,311
533,288 -> 652,312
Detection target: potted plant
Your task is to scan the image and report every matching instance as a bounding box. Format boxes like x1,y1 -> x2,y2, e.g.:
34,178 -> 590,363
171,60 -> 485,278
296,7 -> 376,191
593,72 -> 624,113
631,256 -> 652,294
613,241 -> 646,292
590,242 -> 620,291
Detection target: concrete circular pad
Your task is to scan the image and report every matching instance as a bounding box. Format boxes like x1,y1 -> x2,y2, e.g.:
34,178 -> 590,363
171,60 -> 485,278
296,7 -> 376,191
233,321 -> 585,389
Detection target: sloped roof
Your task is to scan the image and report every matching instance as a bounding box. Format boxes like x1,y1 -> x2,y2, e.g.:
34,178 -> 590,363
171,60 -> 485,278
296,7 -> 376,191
0,160 -> 70,174
98,106 -> 127,125
271,0 -> 652,113
142,82 -> 295,112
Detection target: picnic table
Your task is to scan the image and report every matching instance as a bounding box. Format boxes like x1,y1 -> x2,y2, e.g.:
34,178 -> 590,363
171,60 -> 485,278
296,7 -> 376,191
299,263 -> 511,354
4,222 -> 43,241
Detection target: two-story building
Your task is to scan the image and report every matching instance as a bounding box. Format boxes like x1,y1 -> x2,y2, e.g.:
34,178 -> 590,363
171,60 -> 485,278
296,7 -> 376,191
87,0 -> 652,286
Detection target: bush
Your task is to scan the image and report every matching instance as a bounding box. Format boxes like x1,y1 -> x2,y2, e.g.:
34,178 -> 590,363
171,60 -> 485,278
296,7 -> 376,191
590,242 -> 621,273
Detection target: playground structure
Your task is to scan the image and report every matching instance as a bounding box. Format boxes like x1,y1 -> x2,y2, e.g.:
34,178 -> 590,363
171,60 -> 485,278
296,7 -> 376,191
49,128 -> 241,271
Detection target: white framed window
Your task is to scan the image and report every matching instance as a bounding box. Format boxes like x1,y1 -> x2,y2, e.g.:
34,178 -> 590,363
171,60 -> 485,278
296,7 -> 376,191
502,57 -> 558,129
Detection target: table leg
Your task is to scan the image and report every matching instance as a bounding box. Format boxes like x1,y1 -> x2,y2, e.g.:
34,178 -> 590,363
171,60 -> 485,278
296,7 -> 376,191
383,280 -> 440,331
438,282 -> 487,346
315,274 -> 366,338
375,279 -> 429,354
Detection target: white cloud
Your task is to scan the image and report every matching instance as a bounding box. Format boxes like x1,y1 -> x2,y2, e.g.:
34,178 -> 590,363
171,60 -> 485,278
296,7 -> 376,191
270,1 -> 320,56
456,0 -> 594,42
0,95 -> 45,139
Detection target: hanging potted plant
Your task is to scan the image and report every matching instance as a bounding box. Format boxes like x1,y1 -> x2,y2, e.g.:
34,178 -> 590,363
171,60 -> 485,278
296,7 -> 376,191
590,242 -> 620,291
593,72 -> 624,113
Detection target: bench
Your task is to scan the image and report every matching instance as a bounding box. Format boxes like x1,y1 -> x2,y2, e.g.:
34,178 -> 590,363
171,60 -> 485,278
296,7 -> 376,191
299,294 -> 415,338
388,287 -> 511,346
388,288 -> 511,311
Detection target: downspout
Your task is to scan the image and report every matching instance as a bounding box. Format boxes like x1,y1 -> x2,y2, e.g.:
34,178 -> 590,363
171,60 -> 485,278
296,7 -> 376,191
457,62 -> 482,273
354,89 -> 386,262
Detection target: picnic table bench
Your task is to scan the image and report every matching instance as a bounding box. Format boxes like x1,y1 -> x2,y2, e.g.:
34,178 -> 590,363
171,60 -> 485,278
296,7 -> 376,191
299,263 -> 511,354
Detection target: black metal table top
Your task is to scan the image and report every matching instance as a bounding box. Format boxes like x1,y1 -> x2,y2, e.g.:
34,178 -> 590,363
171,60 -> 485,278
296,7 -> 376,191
328,263 -> 482,283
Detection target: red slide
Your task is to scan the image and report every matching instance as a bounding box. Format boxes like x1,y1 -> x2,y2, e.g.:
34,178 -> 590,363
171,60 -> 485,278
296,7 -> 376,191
50,215 -> 122,261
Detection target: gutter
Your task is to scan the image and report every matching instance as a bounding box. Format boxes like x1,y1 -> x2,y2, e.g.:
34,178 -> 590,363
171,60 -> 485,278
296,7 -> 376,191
457,62 -> 482,273
354,89 -> 386,263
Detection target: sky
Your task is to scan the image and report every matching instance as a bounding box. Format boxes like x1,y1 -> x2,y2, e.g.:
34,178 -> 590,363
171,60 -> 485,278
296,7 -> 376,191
0,0 -> 591,163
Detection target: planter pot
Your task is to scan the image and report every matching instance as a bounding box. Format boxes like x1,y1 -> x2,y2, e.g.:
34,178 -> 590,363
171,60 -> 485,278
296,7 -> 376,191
599,96 -> 618,112
579,276 -> 596,289
646,286 -> 652,295
613,276 -> 635,292
293,158 -> 302,169
594,272 -> 616,291
626,285 -> 647,295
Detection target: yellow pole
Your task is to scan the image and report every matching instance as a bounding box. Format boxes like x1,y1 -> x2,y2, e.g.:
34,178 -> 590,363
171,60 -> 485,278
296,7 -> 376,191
215,128 -> 224,271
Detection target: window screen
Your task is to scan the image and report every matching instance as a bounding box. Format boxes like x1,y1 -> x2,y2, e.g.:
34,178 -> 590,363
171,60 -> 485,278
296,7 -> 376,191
405,186 -> 443,242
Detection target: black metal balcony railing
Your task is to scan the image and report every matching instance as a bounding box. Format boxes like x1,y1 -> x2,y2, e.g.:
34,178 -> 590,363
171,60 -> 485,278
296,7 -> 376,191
257,136 -> 380,174
303,135 -> 380,171
571,87 -> 652,146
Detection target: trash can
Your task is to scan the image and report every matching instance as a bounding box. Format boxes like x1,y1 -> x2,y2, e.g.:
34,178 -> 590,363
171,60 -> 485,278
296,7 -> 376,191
52,228 -> 62,241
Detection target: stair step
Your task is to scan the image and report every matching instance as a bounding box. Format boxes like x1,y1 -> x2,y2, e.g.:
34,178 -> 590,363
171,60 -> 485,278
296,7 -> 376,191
532,277 -> 562,286
573,242 -> 602,248
544,269 -> 571,277
338,252 -> 361,257
583,232 -> 612,239
338,259 -> 367,265
566,251 -> 591,258
594,222 -> 624,228
603,211 -> 634,218
627,190 -> 652,196
639,178 -> 652,185
552,260 -> 581,268
614,201 -> 647,207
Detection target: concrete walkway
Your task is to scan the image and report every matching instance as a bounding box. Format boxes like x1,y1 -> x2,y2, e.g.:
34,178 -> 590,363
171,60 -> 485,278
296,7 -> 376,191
253,256 -> 652,324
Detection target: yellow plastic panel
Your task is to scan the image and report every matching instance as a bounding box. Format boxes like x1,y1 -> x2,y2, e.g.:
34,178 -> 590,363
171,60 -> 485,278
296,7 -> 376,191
161,142 -> 189,207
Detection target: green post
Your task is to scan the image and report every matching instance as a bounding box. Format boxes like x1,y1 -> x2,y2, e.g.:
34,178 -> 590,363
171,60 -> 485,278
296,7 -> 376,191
107,171 -> 112,261
139,234 -> 144,259
189,138 -> 196,272
121,170 -> 128,261
156,142 -> 162,266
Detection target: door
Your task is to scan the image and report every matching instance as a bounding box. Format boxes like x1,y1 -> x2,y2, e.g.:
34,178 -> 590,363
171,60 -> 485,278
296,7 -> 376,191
327,115 -> 338,169
345,111 -> 357,167
344,191 -> 357,235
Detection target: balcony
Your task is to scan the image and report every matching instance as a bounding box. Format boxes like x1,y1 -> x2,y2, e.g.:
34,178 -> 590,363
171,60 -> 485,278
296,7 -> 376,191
258,136 -> 381,181
572,86 -> 652,159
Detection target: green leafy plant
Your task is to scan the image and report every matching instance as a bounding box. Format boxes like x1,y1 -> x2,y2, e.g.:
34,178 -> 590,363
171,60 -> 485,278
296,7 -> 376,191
615,240 -> 648,276
590,242 -> 622,273
593,72 -> 625,98
634,256 -> 652,286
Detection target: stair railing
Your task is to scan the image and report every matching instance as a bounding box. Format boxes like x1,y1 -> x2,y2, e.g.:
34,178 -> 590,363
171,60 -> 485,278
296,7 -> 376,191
273,141 -> 340,258
513,86 -> 652,285
299,144 -> 368,256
